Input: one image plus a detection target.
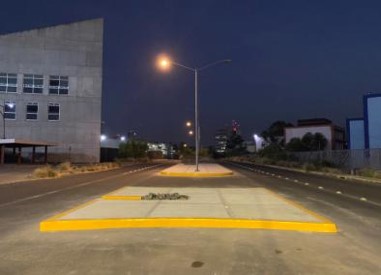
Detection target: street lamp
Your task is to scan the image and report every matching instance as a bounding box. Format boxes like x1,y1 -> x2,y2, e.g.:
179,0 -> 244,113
186,121 -> 192,127
157,55 -> 231,171
100,134 -> 107,142
0,102 -> 14,139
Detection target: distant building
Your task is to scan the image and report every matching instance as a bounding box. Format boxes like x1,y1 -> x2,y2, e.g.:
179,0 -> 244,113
347,93 -> 381,149
0,18 -> 104,162
285,118 -> 345,150
147,142 -> 174,158
214,128 -> 229,153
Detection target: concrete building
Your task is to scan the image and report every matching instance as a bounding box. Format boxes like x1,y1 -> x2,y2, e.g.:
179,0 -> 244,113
284,118 -> 345,150
0,18 -> 103,162
347,93 -> 381,149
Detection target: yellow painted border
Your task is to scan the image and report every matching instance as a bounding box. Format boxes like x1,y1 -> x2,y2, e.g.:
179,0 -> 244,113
159,171 -> 233,177
40,217 -> 337,232
102,195 -> 142,200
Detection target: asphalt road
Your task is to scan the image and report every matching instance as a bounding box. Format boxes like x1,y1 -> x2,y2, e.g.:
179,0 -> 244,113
0,162 -> 380,274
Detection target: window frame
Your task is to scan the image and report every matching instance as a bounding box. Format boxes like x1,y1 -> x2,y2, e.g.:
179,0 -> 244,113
23,74 -> 44,94
0,73 -> 18,93
48,103 -> 60,121
49,75 -> 69,95
4,101 -> 16,120
26,102 -> 38,120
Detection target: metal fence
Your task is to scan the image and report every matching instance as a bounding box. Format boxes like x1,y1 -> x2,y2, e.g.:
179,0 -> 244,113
289,149 -> 381,170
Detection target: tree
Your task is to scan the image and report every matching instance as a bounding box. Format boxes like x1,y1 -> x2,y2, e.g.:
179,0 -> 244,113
119,140 -> 148,159
286,138 -> 308,152
311,133 -> 328,151
285,132 -> 328,152
261,121 -> 293,145
226,132 -> 246,155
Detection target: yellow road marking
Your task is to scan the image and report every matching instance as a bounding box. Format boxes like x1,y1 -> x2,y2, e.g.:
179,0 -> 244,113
40,217 -> 337,232
102,195 -> 142,200
159,171 -> 233,177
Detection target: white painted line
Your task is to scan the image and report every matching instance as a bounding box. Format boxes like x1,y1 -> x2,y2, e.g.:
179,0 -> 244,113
360,197 -> 367,201
336,191 -> 342,194
294,180 -> 299,183
318,186 -> 324,190
0,164 -> 163,208
305,183 -> 309,186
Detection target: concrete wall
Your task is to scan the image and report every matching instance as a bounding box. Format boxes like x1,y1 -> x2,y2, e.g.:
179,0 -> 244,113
285,126 -> 333,150
0,19 -> 103,162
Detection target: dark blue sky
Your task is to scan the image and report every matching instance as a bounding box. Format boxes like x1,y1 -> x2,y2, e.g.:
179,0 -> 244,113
1,0 -> 381,145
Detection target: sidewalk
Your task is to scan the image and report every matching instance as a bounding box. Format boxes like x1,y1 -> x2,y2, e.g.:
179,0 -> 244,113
160,163 -> 233,177
40,186 -> 337,233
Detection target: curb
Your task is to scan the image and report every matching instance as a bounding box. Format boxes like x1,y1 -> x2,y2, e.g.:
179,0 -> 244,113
40,217 -> 337,233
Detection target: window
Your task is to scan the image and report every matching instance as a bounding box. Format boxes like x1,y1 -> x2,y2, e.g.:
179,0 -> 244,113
48,103 -> 59,121
49,76 -> 68,95
4,102 -> 16,119
23,74 -> 43,94
0,73 -> 17,93
26,103 -> 38,120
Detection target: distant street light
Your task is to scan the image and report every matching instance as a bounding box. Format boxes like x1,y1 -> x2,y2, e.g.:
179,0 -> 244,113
157,54 -> 231,171
186,121 -> 192,127
100,135 -> 107,142
120,136 -> 126,142
188,130 -> 194,136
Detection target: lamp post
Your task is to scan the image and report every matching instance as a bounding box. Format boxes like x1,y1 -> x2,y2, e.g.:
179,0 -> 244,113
0,105 -> 5,140
158,55 -> 231,171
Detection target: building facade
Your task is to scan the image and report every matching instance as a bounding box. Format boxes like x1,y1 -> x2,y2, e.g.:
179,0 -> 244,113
0,19 -> 103,162
346,118 -> 365,149
347,93 -> 381,150
284,118 -> 345,150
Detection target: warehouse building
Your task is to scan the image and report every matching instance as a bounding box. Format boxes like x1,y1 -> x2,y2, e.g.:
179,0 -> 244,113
0,18 -> 103,163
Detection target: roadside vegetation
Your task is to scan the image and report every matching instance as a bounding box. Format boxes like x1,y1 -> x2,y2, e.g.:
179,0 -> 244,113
32,162 -> 120,179
225,120 -> 381,180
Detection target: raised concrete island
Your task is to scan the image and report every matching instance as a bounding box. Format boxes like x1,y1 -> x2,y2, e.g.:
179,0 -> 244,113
160,163 -> 234,177
40,186 -> 337,233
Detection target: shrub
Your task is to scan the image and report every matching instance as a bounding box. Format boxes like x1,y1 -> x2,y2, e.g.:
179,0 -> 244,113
57,161 -> 72,172
33,166 -> 59,178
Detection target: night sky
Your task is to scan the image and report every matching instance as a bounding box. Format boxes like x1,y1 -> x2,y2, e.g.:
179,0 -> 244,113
1,0 -> 381,145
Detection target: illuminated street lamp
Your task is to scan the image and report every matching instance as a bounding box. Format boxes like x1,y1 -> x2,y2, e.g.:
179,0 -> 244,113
157,54 -> 231,171
100,134 -> 107,142
188,130 -> 194,136
186,121 -> 192,127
